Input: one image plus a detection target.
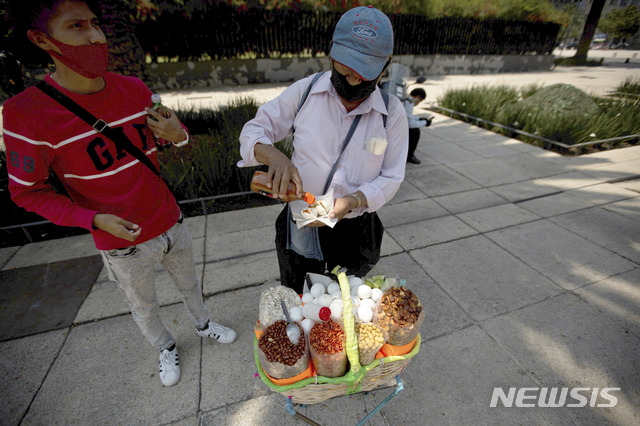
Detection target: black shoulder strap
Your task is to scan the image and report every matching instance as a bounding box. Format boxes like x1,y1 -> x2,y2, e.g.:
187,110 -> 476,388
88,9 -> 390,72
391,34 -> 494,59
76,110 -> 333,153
297,72 -> 323,113
380,89 -> 390,128
36,80 -> 161,177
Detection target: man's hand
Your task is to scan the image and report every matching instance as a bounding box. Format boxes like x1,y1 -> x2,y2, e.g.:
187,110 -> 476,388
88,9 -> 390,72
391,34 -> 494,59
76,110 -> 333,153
145,107 -> 187,143
93,213 -> 142,242
329,196 -> 358,221
254,143 -> 304,199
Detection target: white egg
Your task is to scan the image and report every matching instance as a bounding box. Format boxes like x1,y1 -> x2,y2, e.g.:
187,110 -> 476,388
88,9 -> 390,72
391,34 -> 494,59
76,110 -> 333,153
301,318 -> 315,335
349,277 -> 363,288
315,201 -> 329,216
310,283 -> 325,298
327,282 -> 340,294
301,293 -> 314,304
357,284 -> 372,300
289,306 -> 303,323
318,294 -> 332,307
371,288 -> 383,302
351,296 -> 360,308
360,298 -> 376,310
329,300 -> 343,319
358,305 -> 374,323
300,208 -> 318,220
313,297 -> 319,305
330,290 -> 342,300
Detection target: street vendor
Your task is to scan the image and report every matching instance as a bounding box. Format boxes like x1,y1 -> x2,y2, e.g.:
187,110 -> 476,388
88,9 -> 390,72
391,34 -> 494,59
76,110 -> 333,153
238,6 -> 408,293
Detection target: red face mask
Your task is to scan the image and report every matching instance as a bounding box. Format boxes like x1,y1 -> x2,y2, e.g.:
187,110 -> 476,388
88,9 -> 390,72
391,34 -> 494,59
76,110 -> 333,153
47,38 -> 109,79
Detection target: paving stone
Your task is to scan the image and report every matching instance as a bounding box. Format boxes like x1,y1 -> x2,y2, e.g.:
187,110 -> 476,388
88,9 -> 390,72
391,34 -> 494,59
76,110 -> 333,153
386,180 -> 429,205
184,215 -> 206,239
202,251 -> 279,294
497,152 -> 568,180
363,326 -> 574,424
483,293 -> 640,425
457,203 -> 540,233
487,220 -> 637,290
3,234 -> 98,269
75,264 -> 205,323
448,158 -> 529,187
517,191 -> 595,217
420,141 -> 482,164
205,225 -> 276,262
574,268 -> 640,336
206,204 -> 283,235
601,197 -> 640,222
23,305 -> 201,424
200,394 -> 302,426
380,231 -> 403,257
611,177 -> 640,193
534,171 -> 607,191
460,139 -> 521,158
386,215 -> 478,251
405,165 -> 481,197
0,246 -> 19,270
491,180 -> 562,203
570,183 -> 640,206
200,284 -> 271,412
0,329 -> 67,426
411,235 -> 562,321
550,207 -> 640,263
433,188 -> 508,214
377,198 -> 449,228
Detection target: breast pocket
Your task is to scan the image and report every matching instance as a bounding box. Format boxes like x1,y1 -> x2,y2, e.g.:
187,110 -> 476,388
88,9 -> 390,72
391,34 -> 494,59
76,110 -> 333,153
346,137 -> 387,185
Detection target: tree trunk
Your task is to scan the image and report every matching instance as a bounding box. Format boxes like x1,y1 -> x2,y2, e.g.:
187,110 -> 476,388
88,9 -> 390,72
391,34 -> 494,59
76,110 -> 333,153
98,0 -> 149,82
574,0 -> 607,64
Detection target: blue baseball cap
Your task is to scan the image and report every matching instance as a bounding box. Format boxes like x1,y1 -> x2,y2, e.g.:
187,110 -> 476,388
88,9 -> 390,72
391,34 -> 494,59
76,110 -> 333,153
330,6 -> 393,81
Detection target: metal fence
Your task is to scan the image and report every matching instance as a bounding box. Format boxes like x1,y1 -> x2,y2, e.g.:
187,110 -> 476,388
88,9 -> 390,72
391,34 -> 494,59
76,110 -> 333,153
136,7 -> 560,61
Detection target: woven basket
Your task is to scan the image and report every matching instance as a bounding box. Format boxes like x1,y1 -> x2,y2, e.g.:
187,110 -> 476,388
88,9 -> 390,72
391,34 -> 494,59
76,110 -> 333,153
254,267 -> 421,405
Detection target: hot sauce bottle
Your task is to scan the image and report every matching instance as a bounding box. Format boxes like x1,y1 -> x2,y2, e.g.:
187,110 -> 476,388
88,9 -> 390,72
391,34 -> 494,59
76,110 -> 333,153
250,171 -> 316,204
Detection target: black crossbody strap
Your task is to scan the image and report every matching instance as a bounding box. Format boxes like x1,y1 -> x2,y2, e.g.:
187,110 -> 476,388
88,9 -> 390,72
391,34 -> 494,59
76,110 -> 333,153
36,80 -> 161,176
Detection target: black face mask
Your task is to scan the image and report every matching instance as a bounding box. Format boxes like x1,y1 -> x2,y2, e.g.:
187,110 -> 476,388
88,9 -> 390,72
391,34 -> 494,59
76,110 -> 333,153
330,68 -> 379,102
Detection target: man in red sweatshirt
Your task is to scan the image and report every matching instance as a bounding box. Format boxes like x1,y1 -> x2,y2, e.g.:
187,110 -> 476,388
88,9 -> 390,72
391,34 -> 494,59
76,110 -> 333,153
3,0 -> 236,387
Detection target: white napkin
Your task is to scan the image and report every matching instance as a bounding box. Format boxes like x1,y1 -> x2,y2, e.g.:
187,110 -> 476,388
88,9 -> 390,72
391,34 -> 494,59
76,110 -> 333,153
290,189 -> 338,229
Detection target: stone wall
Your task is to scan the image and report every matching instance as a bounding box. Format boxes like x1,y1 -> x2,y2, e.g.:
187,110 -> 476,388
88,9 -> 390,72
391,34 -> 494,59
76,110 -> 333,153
146,54 -> 555,91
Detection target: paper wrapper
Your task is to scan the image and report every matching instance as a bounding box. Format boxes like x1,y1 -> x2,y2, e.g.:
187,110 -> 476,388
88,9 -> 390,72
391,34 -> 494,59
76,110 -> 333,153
290,189 -> 338,229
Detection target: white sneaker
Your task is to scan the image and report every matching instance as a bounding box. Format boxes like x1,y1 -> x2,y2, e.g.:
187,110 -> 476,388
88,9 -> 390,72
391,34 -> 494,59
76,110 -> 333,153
159,346 -> 180,387
196,320 -> 237,344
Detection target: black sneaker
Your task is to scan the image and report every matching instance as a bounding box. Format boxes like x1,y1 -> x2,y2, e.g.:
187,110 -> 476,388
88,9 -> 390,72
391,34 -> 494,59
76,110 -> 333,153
408,156 -> 421,164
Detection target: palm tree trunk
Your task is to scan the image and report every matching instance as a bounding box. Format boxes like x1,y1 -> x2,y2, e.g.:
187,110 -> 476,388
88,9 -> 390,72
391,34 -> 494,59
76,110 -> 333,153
574,0 -> 607,64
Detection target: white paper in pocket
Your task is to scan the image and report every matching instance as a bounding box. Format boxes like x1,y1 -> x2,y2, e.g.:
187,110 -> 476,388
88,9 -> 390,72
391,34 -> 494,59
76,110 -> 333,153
364,137 -> 388,155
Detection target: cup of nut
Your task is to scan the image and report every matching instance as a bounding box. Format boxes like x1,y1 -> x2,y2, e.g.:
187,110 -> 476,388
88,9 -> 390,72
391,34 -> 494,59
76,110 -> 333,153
309,319 -> 347,378
258,320 -> 310,379
356,322 -> 387,366
373,286 -> 425,347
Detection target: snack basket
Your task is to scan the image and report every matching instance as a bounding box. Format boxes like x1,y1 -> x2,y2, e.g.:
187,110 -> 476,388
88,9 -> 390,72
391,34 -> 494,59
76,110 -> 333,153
254,266 -> 421,405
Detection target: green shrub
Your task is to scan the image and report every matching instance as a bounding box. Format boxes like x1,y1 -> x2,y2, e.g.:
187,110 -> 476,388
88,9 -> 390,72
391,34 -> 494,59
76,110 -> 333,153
437,80 -> 640,153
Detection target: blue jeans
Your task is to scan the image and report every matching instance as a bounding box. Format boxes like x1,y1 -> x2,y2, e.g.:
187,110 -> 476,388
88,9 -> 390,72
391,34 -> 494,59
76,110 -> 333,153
100,219 -> 209,351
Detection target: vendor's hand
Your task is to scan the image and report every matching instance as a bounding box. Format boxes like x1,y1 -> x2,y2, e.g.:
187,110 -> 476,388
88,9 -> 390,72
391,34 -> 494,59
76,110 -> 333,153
145,107 -> 187,143
266,157 -> 304,200
93,213 -> 142,242
328,196 -> 358,221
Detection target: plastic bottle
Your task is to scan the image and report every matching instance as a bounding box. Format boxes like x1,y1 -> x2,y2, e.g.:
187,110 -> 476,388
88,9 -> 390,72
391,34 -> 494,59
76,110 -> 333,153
302,303 -> 331,322
250,171 -> 316,204
150,94 -> 171,146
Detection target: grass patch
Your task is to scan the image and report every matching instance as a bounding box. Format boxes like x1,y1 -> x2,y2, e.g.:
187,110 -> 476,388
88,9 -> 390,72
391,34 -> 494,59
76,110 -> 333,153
436,78 -> 640,155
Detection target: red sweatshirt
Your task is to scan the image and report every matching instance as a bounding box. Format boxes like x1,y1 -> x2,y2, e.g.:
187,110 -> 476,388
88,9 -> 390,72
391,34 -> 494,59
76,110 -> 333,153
3,72 -> 183,250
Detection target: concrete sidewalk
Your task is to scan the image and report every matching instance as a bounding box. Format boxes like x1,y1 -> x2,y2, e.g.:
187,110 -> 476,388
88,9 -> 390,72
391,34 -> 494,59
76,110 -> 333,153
1,110 -> 639,425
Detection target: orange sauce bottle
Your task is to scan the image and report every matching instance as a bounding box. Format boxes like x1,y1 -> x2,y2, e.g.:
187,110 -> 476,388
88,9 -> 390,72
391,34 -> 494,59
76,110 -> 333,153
250,171 -> 315,204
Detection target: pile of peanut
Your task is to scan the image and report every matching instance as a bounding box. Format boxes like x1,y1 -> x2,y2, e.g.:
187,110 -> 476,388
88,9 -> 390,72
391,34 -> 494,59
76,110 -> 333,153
377,286 -> 422,327
310,319 -> 344,354
258,320 -> 306,366
357,323 -> 385,353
